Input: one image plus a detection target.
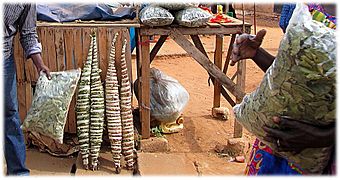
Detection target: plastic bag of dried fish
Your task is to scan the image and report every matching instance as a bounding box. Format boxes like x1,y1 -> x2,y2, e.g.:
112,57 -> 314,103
139,5 -> 174,27
233,4 -> 335,174
22,69 -> 81,144
149,68 -> 189,122
156,3 -> 196,11
175,7 -> 212,27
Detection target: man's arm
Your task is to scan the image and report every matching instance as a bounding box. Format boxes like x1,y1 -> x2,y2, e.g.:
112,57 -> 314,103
18,4 -> 50,79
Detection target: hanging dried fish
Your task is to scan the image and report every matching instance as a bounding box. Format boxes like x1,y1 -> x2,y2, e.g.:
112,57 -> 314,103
105,33 -> 122,174
119,38 -> 135,170
89,33 -> 105,171
76,36 -> 93,170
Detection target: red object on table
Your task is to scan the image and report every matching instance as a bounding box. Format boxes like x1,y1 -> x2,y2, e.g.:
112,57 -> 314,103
209,14 -> 233,23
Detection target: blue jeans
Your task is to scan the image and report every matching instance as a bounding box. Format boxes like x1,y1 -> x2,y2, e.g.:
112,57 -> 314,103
4,55 -> 30,175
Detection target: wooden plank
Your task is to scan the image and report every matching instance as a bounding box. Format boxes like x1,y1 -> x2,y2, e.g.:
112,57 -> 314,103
223,34 -> 236,74
47,28 -> 57,72
24,59 -> 38,84
213,35 -> 223,108
38,27 -> 50,68
234,60 -> 246,138
64,28 -> 74,70
13,35 -> 25,83
64,28 -> 76,133
17,83 -> 26,123
82,28 -> 92,63
169,29 -> 245,100
190,35 -> 236,107
98,27 -> 108,81
150,35 -> 168,63
55,28 -> 66,71
140,35 -> 151,139
73,28 -> 83,69
206,22 -> 222,27
139,26 -> 249,36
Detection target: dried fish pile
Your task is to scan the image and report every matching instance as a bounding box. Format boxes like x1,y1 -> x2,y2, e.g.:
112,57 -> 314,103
76,37 -> 93,169
22,69 -> 81,144
139,5 -> 174,27
233,4 -> 335,174
105,33 -> 122,173
89,34 -> 105,171
175,7 -> 212,27
76,33 -> 105,171
119,39 -> 135,170
77,31 -> 136,173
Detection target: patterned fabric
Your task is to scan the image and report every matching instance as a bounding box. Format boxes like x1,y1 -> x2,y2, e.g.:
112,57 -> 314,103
245,139 -> 304,175
279,3 -> 336,32
3,3 -> 41,60
279,4 -> 296,33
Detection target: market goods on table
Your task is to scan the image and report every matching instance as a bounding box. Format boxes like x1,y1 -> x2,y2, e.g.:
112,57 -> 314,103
22,69 -> 81,144
139,5 -> 174,27
175,7 -> 212,27
233,4 -> 336,174
156,3 -> 195,11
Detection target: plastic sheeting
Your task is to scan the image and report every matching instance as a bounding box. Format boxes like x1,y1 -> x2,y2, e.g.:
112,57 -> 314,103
37,4 -> 136,22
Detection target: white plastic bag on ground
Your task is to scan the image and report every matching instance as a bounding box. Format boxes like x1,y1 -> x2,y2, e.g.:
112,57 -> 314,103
233,4 -> 335,174
149,68 -> 189,123
22,69 -> 81,144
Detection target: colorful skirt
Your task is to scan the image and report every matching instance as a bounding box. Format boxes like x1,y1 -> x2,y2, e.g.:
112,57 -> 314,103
245,139 -> 304,175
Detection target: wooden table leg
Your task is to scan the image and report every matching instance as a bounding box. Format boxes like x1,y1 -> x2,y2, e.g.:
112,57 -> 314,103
213,34 -> 223,108
233,60 -> 246,138
139,35 -> 151,139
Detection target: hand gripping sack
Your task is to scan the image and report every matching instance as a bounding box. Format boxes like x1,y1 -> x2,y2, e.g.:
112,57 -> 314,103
149,68 -> 189,122
233,4 -> 335,174
22,69 -> 81,144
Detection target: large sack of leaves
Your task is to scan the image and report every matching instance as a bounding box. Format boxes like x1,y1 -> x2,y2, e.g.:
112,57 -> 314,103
139,5 -> 174,27
175,7 -> 212,27
22,69 -> 81,144
150,68 -> 189,122
233,4 -> 335,174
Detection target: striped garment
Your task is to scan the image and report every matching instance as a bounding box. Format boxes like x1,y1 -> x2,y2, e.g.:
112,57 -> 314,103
3,3 -> 41,60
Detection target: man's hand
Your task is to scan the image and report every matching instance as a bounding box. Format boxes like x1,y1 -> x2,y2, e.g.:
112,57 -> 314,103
263,116 -> 335,154
230,29 -> 267,66
30,53 -> 51,79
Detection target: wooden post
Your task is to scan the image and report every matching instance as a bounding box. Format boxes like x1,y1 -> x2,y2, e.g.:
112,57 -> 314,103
213,34 -> 223,108
233,60 -> 246,138
139,35 -> 151,139
169,28 -> 245,100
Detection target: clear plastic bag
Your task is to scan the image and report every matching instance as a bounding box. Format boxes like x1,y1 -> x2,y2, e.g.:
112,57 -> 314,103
149,68 -> 189,123
139,5 -> 174,27
156,3 -> 195,11
233,4 -> 335,174
175,7 -> 212,27
22,69 -> 81,144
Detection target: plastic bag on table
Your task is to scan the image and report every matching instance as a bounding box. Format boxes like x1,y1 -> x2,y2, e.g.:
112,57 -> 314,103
233,4 -> 335,174
156,3 -> 196,11
175,7 -> 212,27
139,5 -> 174,27
22,69 -> 81,144
148,68 -> 189,122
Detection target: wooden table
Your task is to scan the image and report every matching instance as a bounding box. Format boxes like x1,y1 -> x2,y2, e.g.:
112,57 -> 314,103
135,19 -> 252,139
